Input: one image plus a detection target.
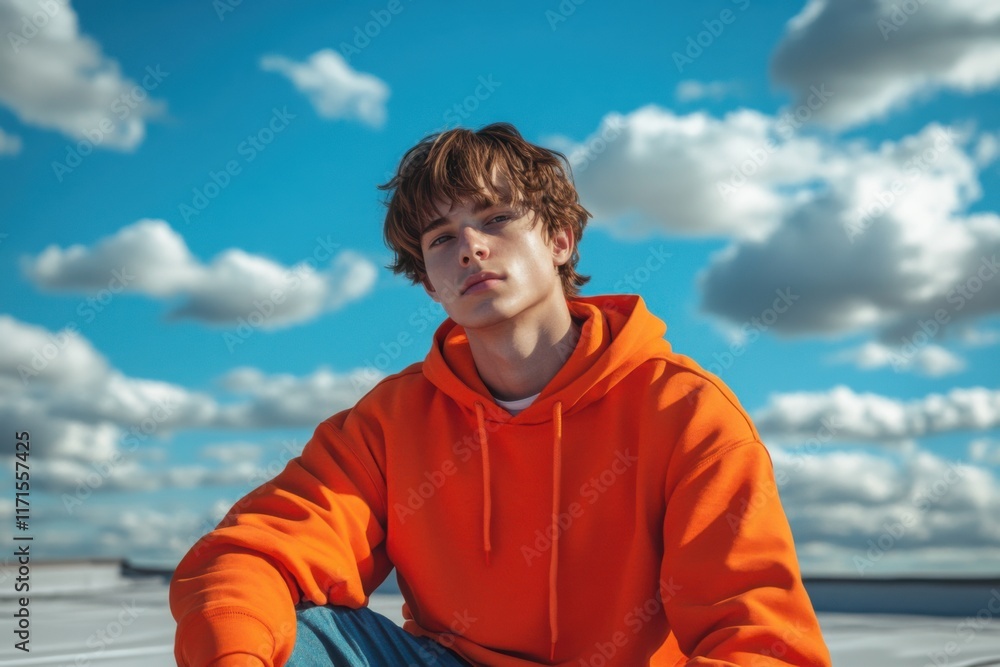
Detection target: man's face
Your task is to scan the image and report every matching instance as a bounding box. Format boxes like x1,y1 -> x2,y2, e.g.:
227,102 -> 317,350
419,190 -> 573,330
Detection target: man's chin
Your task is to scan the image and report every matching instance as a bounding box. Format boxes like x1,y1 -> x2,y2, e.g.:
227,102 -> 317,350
446,305 -> 512,331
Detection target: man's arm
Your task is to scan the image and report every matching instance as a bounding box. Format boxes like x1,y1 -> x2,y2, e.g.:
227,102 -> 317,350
169,414 -> 392,667
659,378 -> 832,666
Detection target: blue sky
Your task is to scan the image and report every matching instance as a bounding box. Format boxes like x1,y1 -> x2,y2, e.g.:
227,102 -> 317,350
1,0 -> 999,575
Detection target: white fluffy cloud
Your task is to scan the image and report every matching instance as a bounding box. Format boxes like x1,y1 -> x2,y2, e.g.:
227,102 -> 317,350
827,341 -> 966,377
21,219 -> 378,328
260,49 -> 389,128
0,313 -> 378,436
0,315 -> 108,388
771,0 -> 1000,129
564,105 -> 1000,353
568,105 -> 833,241
215,366 -> 375,428
696,120 -> 1000,341
754,384 -> 1000,443
0,0 -> 167,149
772,446 -> 1000,574
0,315 -> 383,496
0,315 -> 212,472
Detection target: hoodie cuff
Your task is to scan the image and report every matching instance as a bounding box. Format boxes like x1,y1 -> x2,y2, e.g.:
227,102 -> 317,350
177,608 -> 276,667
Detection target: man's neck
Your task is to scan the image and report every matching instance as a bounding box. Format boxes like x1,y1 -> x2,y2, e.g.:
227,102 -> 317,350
465,298 -> 582,402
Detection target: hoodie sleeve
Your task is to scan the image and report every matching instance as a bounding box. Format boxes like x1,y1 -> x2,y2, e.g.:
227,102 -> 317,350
659,378 -> 832,666
169,414 -> 392,667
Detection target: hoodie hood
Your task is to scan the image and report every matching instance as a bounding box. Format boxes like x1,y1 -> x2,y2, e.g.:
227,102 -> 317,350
422,293 -> 671,661
423,293 -> 671,423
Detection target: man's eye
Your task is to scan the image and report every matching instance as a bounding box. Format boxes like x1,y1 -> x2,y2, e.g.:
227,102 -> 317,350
427,215 -> 510,248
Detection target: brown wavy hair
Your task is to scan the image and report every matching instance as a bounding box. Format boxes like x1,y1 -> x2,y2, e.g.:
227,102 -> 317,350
378,122 -> 591,299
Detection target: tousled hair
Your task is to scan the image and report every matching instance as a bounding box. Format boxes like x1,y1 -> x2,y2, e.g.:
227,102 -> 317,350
378,122 -> 591,298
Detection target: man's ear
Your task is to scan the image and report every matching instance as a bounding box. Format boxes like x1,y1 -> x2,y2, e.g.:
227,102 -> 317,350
550,225 -> 574,267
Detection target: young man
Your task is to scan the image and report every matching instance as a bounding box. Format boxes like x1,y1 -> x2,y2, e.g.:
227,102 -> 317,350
170,123 -> 833,666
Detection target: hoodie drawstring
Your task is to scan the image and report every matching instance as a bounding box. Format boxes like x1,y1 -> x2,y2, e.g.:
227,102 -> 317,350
474,402 -> 492,565
549,400 -> 562,662
474,400 -> 563,663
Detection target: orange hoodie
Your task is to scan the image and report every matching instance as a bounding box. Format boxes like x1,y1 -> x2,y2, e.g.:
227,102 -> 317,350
170,293 -> 832,666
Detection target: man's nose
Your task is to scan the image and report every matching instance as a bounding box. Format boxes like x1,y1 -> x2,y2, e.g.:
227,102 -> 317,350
458,227 -> 489,264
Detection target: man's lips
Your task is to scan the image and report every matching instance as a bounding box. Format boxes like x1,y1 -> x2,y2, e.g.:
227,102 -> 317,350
461,272 -> 503,294
463,277 -> 503,294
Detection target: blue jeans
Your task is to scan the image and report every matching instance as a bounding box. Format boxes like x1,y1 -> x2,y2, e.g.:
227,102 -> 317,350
286,604 -> 473,666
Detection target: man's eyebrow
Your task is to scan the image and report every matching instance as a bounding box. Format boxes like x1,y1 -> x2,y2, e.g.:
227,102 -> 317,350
421,200 -> 500,238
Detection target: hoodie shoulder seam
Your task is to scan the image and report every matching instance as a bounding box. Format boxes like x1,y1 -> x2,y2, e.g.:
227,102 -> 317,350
644,357 -> 760,441
678,437 -> 764,483
365,363 -> 425,393
351,363 -> 426,404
